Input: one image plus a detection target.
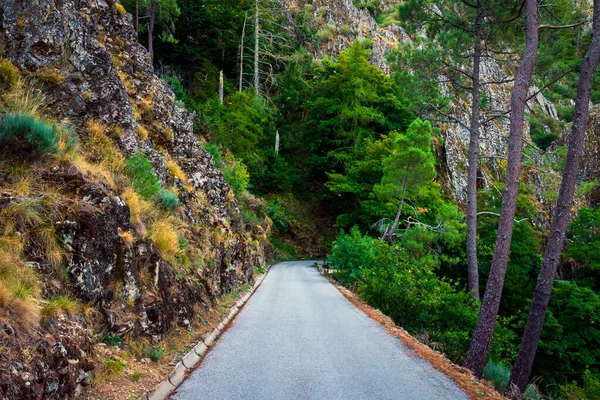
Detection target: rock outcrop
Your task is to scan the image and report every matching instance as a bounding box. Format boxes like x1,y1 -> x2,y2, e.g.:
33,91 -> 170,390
0,0 -> 269,398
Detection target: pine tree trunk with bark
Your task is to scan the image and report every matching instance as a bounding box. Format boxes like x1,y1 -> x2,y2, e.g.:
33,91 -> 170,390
467,9 -> 483,301
254,0 -> 260,94
506,1 -> 600,396
463,0 -> 539,378
135,0 -> 139,35
147,1 -> 155,62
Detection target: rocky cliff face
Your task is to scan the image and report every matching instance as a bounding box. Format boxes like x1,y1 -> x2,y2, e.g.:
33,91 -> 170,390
281,0 -> 573,225
280,0 -> 409,72
0,0 -> 268,398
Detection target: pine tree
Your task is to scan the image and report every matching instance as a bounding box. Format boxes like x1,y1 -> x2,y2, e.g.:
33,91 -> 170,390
463,0 -> 540,378
506,0 -> 600,396
374,119 -> 436,243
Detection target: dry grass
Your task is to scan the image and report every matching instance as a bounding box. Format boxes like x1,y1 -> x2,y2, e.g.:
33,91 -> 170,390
118,230 -> 135,247
0,58 -> 21,91
165,159 -> 193,192
87,119 -> 126,174
137,125 -> 148,141
115,3 -> 127,16
149,217 -> 181,261
35,67 -> 65,87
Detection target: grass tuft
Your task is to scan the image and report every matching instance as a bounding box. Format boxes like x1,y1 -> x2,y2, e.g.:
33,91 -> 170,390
40,295 -> 81,318
115,3 -> 127,15
159,190 -> 180,212
150,217 -> 180,261
0,113 -> 77,158
35,67 -> 65,87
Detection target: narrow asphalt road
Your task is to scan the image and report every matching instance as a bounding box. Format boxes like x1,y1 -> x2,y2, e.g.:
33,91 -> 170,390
173,261 -> 467,400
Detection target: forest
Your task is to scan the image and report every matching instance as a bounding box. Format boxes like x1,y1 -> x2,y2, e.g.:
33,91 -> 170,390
114,0 -> 600,398
1,0 -> 600,398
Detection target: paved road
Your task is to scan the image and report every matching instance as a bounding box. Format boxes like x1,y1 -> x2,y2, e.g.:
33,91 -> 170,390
173,261 -> 467,400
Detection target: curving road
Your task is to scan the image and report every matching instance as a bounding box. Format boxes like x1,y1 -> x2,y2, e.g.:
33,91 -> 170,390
172,261 -> 467,400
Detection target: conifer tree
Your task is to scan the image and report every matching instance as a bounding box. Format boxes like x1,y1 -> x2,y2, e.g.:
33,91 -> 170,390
374,119 -> 436,243
506,0 -> 600,395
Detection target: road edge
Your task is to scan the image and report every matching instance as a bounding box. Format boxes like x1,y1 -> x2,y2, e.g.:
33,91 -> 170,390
320,268 -> 503,400
137,267 -> 271,400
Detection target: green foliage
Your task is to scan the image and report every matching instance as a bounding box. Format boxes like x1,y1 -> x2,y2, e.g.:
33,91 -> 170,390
127,152 -> 163,200
148,346 -> 166,362
330,227 -> 478,363
221,154 -> 250,197
126,151 -> 181,211
533,282 -> 600,390
266,200 -> 290,231
0,113 -> 78,158
566,208 -> 600,290
560,370 -> 600,399
374,119 -> 436,204
159,190 -> 181,212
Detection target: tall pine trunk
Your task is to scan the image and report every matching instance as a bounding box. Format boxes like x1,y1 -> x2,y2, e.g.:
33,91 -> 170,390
254,0 -> 260,94
506,0 -> 600,395
466,10 -> 483,301
463,0 -> 539,378
239,15 -> 247,92
147,1 -> 155,62
135,0 -> 139,35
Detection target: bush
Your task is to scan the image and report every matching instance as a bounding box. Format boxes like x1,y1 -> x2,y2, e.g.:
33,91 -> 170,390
148,346 -> 165,362
0,58 -> 21,91
0,113 -> 77,157
126,151 -> 162,200
159,190 -> 180,212
266,200 -> 290,231
222,155 -> 250,197
203,143 -> 222,167
330,227 -> 478,362
35,67 -> 64,87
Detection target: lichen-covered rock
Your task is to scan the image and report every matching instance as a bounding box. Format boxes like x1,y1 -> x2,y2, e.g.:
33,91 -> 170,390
0,0 -> 268,398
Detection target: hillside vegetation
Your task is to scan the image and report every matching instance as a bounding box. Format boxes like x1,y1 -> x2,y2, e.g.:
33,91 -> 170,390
2,0 -> 600,399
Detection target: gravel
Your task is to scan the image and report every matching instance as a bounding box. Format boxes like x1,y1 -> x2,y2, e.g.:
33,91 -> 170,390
173,260 -> 468,400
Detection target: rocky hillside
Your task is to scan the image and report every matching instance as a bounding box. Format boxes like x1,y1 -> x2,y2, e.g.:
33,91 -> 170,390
0,0 -> 269,398
280,0 -> 587,226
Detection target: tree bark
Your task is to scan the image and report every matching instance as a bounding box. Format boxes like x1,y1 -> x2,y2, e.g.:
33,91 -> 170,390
384,180 -> 407,244
239,14 -> 247,92
147,1 -> 155,62
506,0 -> 600,396
463,0 -> 539,378
135,0 -> 139,35
219,70 -> 224,104
254,0 -> 260,94
466,9 -> 483,301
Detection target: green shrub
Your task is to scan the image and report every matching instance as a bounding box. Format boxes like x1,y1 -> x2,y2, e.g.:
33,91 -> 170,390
330,227 -> 478,363
159,190 -> 180,212
203,142 -> 222,167
266,200 -> 290,231
222,155 -> 250,197
103,359 -> 126,375
148,346 -> 165,362
483,360 -> 510,393
0,113 -> 77,157
126,151 -> 162,200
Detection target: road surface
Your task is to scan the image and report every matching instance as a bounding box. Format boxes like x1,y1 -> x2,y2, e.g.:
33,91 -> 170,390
173,260 -> 467,400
